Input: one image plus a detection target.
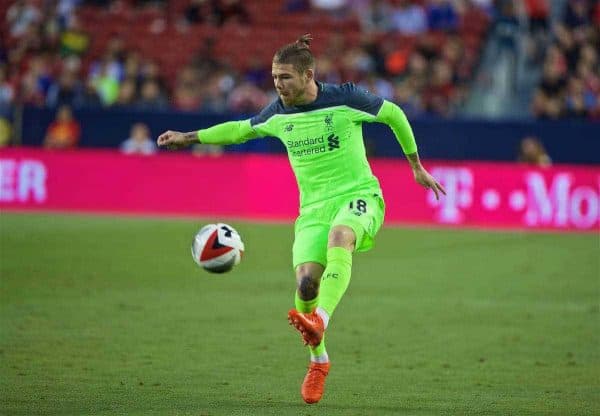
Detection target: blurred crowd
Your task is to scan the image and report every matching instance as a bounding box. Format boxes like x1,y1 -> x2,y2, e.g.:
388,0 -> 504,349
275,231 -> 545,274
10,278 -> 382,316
0,0 -> 598,127
1,0 -> 493,122
531,0 -> 600,119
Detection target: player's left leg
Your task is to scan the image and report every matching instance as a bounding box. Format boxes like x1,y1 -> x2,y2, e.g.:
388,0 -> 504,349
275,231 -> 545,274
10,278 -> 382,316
292,262 -> 331,404
317,194 -> 385,327
313,225 -> 355,328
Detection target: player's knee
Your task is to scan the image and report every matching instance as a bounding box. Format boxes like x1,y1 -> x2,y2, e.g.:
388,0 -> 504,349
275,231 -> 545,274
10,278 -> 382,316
328,225 -> 356,251
297,275 -> 319,300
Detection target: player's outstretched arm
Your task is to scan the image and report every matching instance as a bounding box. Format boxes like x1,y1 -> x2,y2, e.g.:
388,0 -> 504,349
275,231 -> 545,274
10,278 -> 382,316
157,120 -> 259,150
406,152 -> 446,201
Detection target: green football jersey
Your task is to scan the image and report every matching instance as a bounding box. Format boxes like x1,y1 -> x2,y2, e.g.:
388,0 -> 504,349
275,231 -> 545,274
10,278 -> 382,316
197,81 -> 417,209
249,82 -> 385,208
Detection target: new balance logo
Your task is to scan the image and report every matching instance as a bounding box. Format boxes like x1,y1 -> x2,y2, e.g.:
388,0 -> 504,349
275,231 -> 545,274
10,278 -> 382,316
284,123 -> 294,132
327,134 -> 340,151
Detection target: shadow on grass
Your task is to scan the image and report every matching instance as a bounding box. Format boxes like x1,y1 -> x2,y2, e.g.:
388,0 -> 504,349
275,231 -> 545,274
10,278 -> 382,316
198,398 -> 435,415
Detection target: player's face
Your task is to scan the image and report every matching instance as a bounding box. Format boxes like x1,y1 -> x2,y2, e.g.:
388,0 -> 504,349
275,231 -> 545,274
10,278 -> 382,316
272,63 -> 312,106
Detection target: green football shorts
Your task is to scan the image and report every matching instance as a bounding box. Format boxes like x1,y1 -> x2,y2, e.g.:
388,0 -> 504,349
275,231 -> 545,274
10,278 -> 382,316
292,193 -> 385,268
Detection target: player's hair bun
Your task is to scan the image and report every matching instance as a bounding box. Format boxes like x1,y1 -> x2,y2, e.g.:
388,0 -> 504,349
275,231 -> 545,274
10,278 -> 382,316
296,34 -> 313,49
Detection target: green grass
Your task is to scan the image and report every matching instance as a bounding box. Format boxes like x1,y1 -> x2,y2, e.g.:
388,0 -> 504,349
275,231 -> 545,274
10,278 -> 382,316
0,212 -> 598,416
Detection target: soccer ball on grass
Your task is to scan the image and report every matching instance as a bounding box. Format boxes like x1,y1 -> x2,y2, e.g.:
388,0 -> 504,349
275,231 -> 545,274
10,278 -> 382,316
191,223 -> 244,273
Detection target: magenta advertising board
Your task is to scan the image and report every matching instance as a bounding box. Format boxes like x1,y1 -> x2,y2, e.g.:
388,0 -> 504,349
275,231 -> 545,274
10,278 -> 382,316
1,148 -> 598,232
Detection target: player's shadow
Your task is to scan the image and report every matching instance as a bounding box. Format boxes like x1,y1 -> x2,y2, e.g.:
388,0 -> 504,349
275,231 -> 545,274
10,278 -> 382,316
204,398 -> 427,415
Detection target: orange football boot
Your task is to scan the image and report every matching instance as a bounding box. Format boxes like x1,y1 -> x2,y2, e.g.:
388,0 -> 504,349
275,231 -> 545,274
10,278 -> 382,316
301,362 -> 330,404
287,309 -> 325,347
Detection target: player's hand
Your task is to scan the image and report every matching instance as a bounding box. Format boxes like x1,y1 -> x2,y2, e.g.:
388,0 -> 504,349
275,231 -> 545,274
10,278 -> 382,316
413,166 -> 446,200
156,130 -> 195,149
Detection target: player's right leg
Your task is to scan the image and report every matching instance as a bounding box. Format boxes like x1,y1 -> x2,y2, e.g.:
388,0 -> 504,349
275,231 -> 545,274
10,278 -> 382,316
289,214 -> 329,349
288,214 -> 331,403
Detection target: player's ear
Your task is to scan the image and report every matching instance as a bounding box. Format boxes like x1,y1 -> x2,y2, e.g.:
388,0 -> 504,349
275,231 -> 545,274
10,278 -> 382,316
305,68 -> 314,82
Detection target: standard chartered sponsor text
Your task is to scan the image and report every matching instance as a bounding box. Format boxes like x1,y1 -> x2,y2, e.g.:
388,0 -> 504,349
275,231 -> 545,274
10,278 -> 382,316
287,136 -> 326,158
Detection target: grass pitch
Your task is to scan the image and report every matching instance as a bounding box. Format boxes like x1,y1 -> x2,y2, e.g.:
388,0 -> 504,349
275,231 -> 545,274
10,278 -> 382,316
0,212 -> 598,415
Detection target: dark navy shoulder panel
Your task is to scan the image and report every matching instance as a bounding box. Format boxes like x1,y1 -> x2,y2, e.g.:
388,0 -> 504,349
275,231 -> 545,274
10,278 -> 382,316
335,82 -> 384,116
250,99 -> 284,126
249,81 -> 384,125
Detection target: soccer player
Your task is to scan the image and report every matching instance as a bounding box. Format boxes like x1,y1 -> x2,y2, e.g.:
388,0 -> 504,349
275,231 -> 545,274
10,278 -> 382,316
157,34 -> 446,404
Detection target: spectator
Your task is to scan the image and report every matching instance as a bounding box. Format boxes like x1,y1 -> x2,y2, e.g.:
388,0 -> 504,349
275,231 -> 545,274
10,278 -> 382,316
284,0 -> 310,13
135,79 -> 168,110
538,60 -> 567,99
213,0 -> 250,26
138,59 -> 167,92
523,0 -> 549,64
564,0 -> 590,29
6,0 -> 42,38
74,78 -> 102,108
173,66 -> 201,111
244,57 -> 269,89
21,54 -> 55,101
56,0 -> 80,29
402,51 -> 429,91
310,0 -> 349,17
315,56 -> 342,84
46,68 -> 83,107
426,0 -> 458,32
191,142 -> 224,157
341,46 -> 375,81
423,59 -> 456,116
360,74 -> 393,101
135,0 -> 166,8
184,0 -> 220,25
0,117 -> 12,147
518,136 -> 552,167
565,76 -> 596,118
227,81 -> 269,113
92,61 -> 120,106
190,37 -> 222,78
120,122 -> 156,155
392,80 -> 423,117
356,0 -> 392,34
201,69 -> 234,112
43,105 -> 81,149
88,36 -> 126,82
122,52 -> 142,85
390,0 -> 427,35
59,15 -> 89,57
0,65 -> 15,113
114,78 -> 138,107
531,90 -> 564,119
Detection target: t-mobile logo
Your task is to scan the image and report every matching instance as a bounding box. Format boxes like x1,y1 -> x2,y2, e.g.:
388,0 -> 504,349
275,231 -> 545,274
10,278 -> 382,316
428,167 -> 473,223
523,172 -> 599,228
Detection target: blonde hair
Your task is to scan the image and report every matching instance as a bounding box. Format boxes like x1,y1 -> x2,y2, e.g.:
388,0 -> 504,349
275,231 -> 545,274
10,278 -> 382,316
273,34 -> 315,73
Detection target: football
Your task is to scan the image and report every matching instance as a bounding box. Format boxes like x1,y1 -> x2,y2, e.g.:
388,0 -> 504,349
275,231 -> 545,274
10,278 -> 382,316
191,223 -> 245,273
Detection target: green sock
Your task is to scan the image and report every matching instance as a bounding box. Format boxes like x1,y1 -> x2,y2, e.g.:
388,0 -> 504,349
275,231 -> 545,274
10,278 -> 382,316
294,291 -> 318,313
294,291 -> 327,360
310,335 -> 326,359
318,247 -> 353,317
